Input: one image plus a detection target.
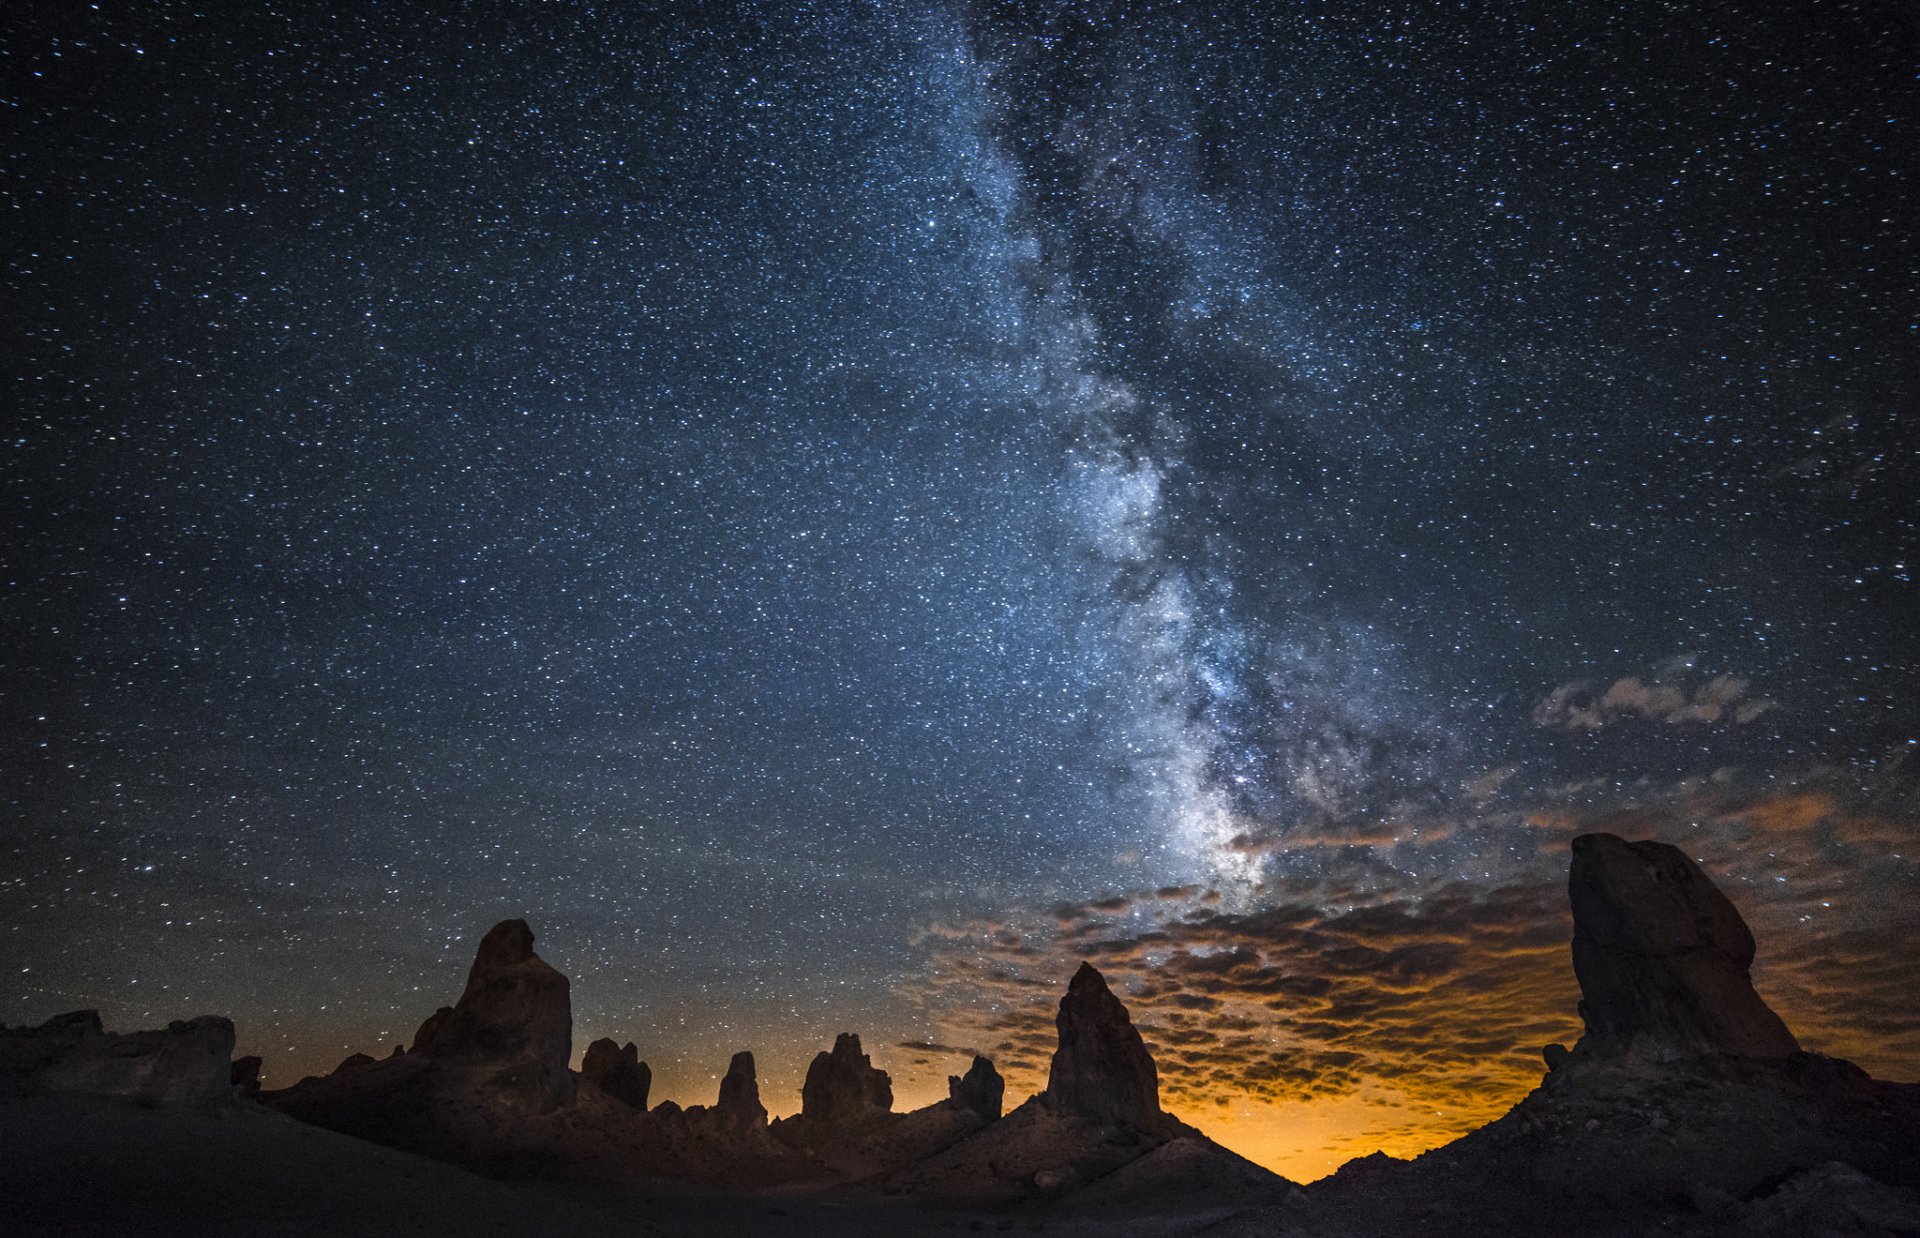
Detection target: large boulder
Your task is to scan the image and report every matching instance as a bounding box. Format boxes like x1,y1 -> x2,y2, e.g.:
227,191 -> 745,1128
800,1033 -> 892,1124
0,1010 -> 235,1105
580,1037 -> 650,1110
421,919 -> 573,1107
714,1050 -> 766,1132
1043,962 -> 1160,1124
947,1055 -> 1004,1120
1567,833 -> 1799,1062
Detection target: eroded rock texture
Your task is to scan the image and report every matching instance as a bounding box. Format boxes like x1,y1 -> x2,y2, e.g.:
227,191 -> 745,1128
421,918 -> 574,1107
410,1006 -> 452,1055
714,1050 -> 767,1132
580,1037 -> 649,1110
800,1033 -> 892,1124
947,1055 -> 1004,1120
1044,962 -> 1160,1123
1569,832 -> 1798,1061
1,1010 -> 235,1105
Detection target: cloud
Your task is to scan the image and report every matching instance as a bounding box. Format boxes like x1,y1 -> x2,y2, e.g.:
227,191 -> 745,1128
909,763 -> 1920,1174
920,877 -> 1581,1118
1533,666 -> 1778,731
895,1041 -> 980,1059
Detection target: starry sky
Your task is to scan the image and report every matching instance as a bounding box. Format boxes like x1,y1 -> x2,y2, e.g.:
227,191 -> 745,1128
5,0 -> 1915,1181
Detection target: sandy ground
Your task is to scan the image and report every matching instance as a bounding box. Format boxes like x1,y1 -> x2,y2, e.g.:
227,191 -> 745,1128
0,1095 -> 1241,1237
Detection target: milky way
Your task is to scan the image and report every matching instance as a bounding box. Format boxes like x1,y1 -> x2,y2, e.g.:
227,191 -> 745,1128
5,0 -> 1914,1178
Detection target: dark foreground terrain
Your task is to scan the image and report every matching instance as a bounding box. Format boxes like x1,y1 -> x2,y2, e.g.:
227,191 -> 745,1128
0,1093 -> 1254,1238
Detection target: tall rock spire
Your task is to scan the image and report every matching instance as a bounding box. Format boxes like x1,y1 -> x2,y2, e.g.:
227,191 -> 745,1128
1568,833 -> 1799,1061
1044,962 -> 1160,1123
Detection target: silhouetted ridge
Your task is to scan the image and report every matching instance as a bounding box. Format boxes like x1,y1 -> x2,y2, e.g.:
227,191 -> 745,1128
1261,833 -> 1920,1238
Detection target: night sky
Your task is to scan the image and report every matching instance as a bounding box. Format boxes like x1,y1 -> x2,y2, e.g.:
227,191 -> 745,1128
5,0 -> 1915,1180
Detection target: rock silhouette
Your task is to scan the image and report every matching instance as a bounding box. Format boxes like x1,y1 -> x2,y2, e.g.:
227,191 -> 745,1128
1567,832 -> 1799,1062
1211,833 -> 1920,1238
947,1055 -> 1004,1120
714,1050 -> 766,1132
800,1033 -> 892,1124
1044,962 -> 1160,1123
873,961 -> 1286,1209
1,1010 -> 235,1106
423,918 -> 574,1108
230,1054 -> 262,1098
85,845 -> 1905,1235
580,1038 -> 649,1110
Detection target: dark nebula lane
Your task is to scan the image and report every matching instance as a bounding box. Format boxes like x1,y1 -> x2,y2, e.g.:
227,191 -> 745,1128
4,0 -> 1914,1179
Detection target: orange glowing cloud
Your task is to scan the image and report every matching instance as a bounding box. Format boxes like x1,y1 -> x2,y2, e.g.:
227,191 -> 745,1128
910,768 -> 1920,1182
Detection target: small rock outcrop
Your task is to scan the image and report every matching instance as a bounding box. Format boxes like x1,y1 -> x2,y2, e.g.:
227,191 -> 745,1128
714,1050 -> 766,1132
581,1037 -> 650,1110
947,1055 -> 1004,1120
1044,963 -> 1160,1123
420,919 -> 573,1108
231,1054 -> 263,1098
1567,832 -> 1799,1062
1,1010 -> 235,1105
800,1033 -> 892,1124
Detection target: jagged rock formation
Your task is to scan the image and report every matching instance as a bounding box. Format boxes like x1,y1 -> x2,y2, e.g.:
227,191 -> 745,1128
1210,833 -> 1920,1238
580,1038 -> 649,1110
800,1033 -> 892,1124
1,1010 -> 235,1105
1565,832 -> 1799,1062
714,1050 -> 767,1132
418,918 -> 574,1108
868,962 -> 1290,1210
947,1054 -> 1003,1120
248,926 -> 1280,1208
770,1036 -> 994,1180
1044,962 -> 1160,1123
264,919 -> 582,1166
261,920 -> 831,1187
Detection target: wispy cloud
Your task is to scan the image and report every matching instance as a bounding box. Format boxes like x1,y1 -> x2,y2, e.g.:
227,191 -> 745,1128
1534,662 -> 1779,731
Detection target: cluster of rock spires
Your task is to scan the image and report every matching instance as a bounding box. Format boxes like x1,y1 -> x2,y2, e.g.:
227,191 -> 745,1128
5,832 -> 1917,1235
226,914 -> 1224,1201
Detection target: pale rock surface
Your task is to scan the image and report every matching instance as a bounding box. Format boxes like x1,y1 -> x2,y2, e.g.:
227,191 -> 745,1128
0,1010 -> 235,1106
